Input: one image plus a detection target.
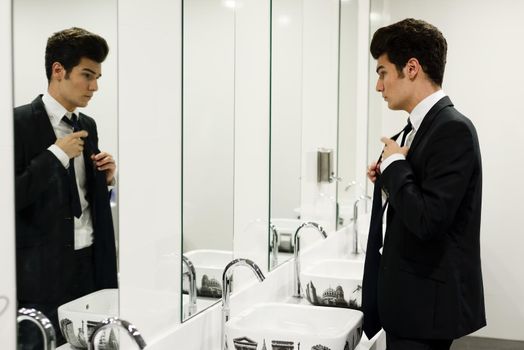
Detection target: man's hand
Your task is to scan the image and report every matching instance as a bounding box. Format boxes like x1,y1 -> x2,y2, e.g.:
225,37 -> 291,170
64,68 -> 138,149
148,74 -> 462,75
91,152 -> 116,185
367,161 -> 380,183
55,130 -> 88,159
380,137 -> 409,160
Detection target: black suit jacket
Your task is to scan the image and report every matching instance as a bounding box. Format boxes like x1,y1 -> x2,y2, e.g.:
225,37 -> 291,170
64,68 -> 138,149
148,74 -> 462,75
14,95 -> 118,306
377,96 -> 486,339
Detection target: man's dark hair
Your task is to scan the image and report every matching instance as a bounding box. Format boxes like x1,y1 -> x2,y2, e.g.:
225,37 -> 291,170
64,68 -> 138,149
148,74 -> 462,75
370,18 -> 447,86
45,27 -> 109,83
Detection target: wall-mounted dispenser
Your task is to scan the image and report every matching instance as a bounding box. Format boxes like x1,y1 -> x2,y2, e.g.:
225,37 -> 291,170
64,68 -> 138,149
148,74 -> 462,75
317,148 -> 341,183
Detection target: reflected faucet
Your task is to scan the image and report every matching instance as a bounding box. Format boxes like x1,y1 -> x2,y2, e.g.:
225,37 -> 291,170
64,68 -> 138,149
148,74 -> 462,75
88,317 -> 146,350
182,255 -> 198,317
269,223 -> 279,269
293,222 -> 328,298
17,308 -> 56,350
222,258 -> 265,350
353,195 -> 372,254
344,180 -> 357,192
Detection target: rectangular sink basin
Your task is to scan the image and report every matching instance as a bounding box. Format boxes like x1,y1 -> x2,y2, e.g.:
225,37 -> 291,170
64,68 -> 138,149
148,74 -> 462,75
226,302 -> 363,350
182,294 -> 219,320
183,249 -> 233,298
301,259 -> 364,310
57,289 -> 118,348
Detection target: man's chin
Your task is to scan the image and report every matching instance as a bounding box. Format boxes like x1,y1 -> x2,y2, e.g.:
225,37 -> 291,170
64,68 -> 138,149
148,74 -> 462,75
387,102 -> 401,110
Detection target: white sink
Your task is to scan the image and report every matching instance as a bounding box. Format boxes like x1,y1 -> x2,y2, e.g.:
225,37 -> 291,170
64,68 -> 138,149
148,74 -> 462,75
301,259 -> 364,310
183,249 -> 233,298
57,289 -> 118,349
225,302 -> 363,350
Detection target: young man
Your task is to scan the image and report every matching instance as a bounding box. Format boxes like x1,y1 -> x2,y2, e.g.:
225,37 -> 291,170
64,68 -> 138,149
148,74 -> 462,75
362,19 -> 486,349
14,27 -> 118,348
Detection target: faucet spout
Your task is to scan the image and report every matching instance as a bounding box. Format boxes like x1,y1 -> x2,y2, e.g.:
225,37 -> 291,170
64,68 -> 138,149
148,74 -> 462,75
17,308 -> 56,350
353,194 -> 372,254
293,222 -> 328,298
88,317 -> 146,350
270,223 -> 279,269
182,255 -> 198,317
221,258 -> 265,350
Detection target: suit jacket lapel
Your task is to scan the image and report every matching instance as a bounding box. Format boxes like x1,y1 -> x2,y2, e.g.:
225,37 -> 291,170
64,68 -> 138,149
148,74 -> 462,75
31,95 -> 57,149
408,96 -> 454,153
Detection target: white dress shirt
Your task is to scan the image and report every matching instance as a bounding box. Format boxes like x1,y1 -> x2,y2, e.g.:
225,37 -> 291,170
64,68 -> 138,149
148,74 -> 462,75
380,89 -> 447,172
43,93 -> 94,250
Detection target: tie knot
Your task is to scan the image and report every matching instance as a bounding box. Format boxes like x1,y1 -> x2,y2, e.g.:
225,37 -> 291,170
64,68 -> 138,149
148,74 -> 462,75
405,118 -> 413,134
62,114 -> 79,130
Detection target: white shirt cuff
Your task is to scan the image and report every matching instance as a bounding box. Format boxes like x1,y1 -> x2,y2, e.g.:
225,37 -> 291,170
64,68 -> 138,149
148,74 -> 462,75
380,153 -> 405,173
48,144 -> 70,168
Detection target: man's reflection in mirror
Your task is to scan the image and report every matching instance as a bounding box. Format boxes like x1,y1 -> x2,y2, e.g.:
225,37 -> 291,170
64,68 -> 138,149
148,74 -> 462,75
14,27 -> 118,349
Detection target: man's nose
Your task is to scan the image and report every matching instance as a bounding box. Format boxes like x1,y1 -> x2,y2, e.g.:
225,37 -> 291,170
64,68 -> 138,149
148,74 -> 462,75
376,79 -> 383,92
89,79 -> 98,91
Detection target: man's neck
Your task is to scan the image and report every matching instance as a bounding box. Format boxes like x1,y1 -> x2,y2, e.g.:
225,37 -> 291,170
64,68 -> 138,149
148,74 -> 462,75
405,83 -> 440,114
47,84 -> 75,112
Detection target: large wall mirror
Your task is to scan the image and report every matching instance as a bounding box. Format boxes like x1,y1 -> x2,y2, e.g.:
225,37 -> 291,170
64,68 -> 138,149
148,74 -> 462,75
336,0 -> 363,230
182,0 -> 235,321
182,0 -> 271,321
269,0 -> 304,270
13,0 -> 119,348
270,0 -> 342,270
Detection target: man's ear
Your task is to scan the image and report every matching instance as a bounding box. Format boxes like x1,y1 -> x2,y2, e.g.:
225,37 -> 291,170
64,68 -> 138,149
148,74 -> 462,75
51,62 -> 65,82
405,57 -> 421,80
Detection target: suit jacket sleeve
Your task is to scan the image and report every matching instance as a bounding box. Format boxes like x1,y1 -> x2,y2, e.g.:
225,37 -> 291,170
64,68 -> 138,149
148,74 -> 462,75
14,115 -> 66,211
381,119 -> 477,241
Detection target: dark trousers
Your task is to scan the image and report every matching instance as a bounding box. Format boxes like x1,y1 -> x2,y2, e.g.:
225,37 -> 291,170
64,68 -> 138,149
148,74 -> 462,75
18,246 -> 96,350
386,333 -> 453,350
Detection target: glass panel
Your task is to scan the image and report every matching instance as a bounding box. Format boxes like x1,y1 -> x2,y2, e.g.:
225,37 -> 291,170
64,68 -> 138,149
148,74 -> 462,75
182,0 -> 235,321
269,0 -> 304,270
13,0 -> 119,348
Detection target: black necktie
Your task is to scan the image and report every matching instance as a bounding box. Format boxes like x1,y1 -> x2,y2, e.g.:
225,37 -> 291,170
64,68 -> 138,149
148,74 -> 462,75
400,119 -> 413,148
62,114 -> 82,218
362,119 -> 412,339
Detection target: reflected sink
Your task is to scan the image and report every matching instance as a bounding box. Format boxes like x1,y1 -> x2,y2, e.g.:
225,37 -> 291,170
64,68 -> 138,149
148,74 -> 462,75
182,294 -> 219,319
270,218 -> 302,252
57,289 -> 118,348
225,302 -> 363,350
301,259 -> 364,310
183,249 -> 233,298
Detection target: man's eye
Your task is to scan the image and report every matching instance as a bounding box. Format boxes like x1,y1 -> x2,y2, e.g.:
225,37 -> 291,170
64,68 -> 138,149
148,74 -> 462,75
83,73 -> 93,80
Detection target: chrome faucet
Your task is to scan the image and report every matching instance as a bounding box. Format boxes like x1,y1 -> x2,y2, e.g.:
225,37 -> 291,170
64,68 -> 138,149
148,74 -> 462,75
17,308 -> 56,350
221,258 -> 265,350
182,255 -> 198,317
293,222 -> 328,298
269,223 -> 279,269
353,194 -> 372,254
344,180 -> 357,192
88,317 -> 146,350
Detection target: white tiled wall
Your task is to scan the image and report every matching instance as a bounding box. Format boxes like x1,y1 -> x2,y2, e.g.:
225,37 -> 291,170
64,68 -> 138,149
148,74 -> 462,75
118,0 -> 183,343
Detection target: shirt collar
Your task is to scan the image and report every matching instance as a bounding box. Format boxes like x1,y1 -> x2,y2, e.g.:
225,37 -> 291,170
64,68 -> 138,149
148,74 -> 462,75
409,89 -> 446,131
42,92 -> 80,127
